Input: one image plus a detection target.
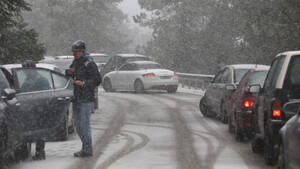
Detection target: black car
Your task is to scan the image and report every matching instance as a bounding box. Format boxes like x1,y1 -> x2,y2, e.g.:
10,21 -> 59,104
250,51 -> 300,165
278,101 -> 300,169
99,54 -> 151,79
0,65 -> 73,167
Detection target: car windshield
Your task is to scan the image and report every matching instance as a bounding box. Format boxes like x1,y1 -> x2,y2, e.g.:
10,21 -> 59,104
92,56 -> 110,63
249,71 -> 268,87
138,63 -> 163,69
127,57 -> 149,62
234,69 -> 250,83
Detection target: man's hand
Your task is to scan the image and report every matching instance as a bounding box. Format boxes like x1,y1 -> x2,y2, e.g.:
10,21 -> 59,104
68,67 -> 76,74
74,80 -> 84,86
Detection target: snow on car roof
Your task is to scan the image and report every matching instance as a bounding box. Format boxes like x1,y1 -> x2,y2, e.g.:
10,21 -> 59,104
115,54 -> 147,58
276,50 -> 300,58
129,60 -> 160,65
229,64 -> 270,70
1,63 -> 60,73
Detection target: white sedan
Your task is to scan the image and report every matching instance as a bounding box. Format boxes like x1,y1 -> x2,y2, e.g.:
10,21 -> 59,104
102,61 -> 179,93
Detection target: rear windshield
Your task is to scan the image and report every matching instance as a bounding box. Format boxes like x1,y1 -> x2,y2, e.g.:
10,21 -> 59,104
138,63 -> 163,69
234,69 -> 250,83
249,71 -> 268,87
92,56 -> 110,63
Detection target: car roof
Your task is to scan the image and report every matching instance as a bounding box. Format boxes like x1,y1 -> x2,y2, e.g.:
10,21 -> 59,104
1,63 -> 59,73
114,54 -> 147,58
275,50 -> 300,58
129,61 -> 160,65
227,64 -> 270,70
90,53 -> 108,57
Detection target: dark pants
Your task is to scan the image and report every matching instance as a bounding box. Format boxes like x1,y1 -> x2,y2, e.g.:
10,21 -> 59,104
36,139 -> 45,153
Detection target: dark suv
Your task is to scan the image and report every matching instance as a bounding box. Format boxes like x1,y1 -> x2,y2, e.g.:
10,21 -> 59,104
250,51 -> 300,165
99,54 -> 150,79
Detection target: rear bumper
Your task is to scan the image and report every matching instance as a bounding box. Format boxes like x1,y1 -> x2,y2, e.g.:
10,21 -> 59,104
143,77 -> 179,90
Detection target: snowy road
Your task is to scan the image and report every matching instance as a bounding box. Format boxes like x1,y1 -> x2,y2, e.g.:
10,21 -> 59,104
11,87 -> 276,169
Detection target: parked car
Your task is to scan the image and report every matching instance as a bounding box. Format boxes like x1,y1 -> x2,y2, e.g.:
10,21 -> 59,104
250,51 -> 300,165
0,65 -> 73,167
278,101 -> 300,169
2,64 -> 75,140
90,53 -> 110,71
199,64 -> 269,123
225,67 -> 269,141
102,61 -> 179,93
100,54 -> 151,79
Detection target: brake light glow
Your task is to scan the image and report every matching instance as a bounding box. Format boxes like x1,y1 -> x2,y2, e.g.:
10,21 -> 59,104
272,100 -> 282,119
143,73 -> 155,77
244,100 -> 254,107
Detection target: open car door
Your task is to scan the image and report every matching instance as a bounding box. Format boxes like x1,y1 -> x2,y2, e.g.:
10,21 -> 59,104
11,67 -> 73,142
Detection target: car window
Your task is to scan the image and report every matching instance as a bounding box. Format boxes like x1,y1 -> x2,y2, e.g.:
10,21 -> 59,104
264,57 -> 280,89
127,57 -> 148,62
249,71 -> 268,87
92,56 -> 110,63
119,63 -> 135,71
52,73 -> 69,89
0,70 -> 10,97
234,69 -> 250,84
236,70 -> 250,90
289,55 -> 300,85
220,68 -> 230,84
270,56 -> 286,88
138,63 -> 163,69
16,69 -> 54,93
213,69 -> 224,83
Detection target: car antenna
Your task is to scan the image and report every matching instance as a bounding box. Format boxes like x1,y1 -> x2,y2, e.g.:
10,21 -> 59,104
255,59 -> 258,68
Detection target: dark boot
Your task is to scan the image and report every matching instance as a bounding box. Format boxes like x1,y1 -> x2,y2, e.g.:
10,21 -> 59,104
32,150 -> 46,161
74,150 -> 93,157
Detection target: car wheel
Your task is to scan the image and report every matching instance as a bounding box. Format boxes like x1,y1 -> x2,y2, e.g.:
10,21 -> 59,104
220,103 -> 228,124
264,135 -> 276,165
103,78 -> 114,92
278,139 -> 285,169
234,121 -> 243,142
199,97 -> 209,117
134,79 -> 145,93
166,85 -> 178,93
0,126 -> 7,169
228,115 -> 235,133
14,143 -> 31,161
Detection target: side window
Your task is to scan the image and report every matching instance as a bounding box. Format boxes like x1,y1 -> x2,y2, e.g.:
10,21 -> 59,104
287,56 -> 300,85
220,68 -> 230,84
264,57 -> 280,89
0,70 -> 10,97
105,56 -> 116,67
236,71 -> 249,90
16,69 -> 54,93
213,69 -> 224,83
52,73 -> 68,89
119,63 -> 134,71
270,56 -> 286,88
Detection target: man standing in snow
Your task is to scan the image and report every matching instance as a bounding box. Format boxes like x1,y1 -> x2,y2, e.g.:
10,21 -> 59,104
66,40 -> 101,157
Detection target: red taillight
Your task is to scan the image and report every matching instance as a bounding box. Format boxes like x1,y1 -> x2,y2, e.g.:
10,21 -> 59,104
174,72 -> 178,76
244,100 -> 254,107
272,100 -> 282,118
243,97 -> 255,109
143,73 -> 155,77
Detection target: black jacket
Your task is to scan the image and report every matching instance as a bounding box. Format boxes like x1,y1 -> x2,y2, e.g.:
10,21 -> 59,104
66,54 -> 101,103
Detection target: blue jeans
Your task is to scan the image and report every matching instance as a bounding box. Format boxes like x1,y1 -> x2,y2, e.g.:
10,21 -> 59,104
73,102 -> 93,154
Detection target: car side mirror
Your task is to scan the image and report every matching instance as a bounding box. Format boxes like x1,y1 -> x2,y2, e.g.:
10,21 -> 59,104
225,84 -> 236,91
204,77 -> 213,83
2,88 -> 16,100
249,84 -> 261,93
283,101 -> 300,115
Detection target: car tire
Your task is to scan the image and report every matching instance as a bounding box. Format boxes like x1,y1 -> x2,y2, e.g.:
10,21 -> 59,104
166,85 -> 178,93
234,122 -> 243,142
199,97 -> 209,117
14,143 -> 31,161
134,79 -> 145,93
228,115 -> 235,133
251,137 -> 264,153
220,103 -> 228,124
103,78 -> 114,92
278,139 -> 285,169
0,126 -> 7,169
264,135 -> 276,165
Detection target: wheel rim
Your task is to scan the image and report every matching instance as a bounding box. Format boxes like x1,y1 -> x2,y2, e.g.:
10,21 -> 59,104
104,79 -> 112,91
135,80 -> 144,93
